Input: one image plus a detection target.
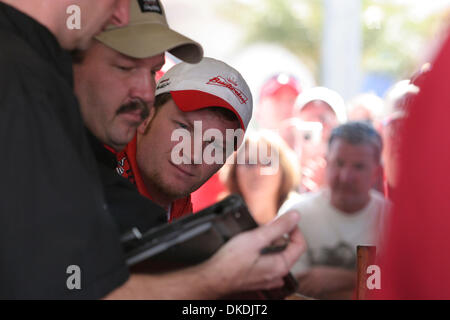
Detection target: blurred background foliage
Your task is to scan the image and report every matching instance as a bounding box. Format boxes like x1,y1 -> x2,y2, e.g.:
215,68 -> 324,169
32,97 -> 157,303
218,0 -> 450,81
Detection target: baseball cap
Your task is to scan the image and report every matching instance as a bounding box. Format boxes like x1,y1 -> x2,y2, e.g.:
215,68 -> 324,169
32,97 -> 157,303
156,57 -> 253,130
96,0 -> 203,63
294,86 -> 347,124
260,73 -> 302,99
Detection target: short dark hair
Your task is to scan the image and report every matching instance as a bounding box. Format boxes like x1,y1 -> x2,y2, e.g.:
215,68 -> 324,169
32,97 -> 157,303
154,92 -> 173,111
328,122 -> 383,163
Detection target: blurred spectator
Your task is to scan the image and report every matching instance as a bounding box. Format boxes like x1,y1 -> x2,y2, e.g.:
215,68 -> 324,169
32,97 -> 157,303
347,93 -> 385,126
220,130 -> 300,225
410,62 -> 432,88
381,80 -> 420,199
293,86 -> 347,192
384,79 -> 419,117
347,93 -> 386,193
294,86 -> 347,142
256,73 -> 302,130
279,122 -> 390,300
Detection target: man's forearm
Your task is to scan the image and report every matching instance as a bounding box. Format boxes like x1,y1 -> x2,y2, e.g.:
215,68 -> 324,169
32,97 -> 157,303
105,211 -> 305,300
296,266 -> 357,299
104,262 -> 222,300
321,289 -> 354,300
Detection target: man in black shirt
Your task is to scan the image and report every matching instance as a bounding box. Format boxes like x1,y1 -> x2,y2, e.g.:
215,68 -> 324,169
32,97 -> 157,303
0,0 -> 132,299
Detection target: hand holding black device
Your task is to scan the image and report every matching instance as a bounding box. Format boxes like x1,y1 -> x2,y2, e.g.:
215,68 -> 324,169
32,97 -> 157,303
121,194 -> 298,299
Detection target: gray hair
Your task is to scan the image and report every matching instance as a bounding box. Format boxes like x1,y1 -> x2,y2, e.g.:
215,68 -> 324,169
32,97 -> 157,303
328,122 -> 383,163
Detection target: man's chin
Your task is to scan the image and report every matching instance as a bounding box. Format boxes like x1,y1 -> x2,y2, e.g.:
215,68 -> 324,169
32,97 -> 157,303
76,35 -> 95,51
159,181 -> 194,201
108,135 -> 134,152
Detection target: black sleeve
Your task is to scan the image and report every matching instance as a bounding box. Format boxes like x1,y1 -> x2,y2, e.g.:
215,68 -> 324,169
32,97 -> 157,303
0,56 -> 129,299
97,161 -> 168,236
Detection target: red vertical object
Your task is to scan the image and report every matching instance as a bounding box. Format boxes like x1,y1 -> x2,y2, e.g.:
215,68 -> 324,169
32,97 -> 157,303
356,246 -> 377,300
375,31 -> 450,299
190,173 -> 226,212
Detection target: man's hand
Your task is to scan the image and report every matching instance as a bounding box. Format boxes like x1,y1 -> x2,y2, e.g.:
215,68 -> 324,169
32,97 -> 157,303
202,211 -> 306,296
105,211 -> 306,299
296,266 -> 356,299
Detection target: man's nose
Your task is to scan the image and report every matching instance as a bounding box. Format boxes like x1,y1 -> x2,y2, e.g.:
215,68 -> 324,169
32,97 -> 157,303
130,70 -> 155,106
110,0 -> 131,27
190,140 -> 204,165
339,166 -> 355,182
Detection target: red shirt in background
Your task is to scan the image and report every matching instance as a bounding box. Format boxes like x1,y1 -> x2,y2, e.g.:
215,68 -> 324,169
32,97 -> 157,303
190,173 -> 225,212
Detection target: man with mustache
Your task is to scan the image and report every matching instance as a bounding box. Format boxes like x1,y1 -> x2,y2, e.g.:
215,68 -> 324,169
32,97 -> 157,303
74,0 -> 305,299
279,122 -> 389,299
0,0 -> 132,299
73,0 -> 203,234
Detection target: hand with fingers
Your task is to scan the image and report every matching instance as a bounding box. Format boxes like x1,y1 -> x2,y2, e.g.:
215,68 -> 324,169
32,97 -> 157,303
201,211 -> 306,296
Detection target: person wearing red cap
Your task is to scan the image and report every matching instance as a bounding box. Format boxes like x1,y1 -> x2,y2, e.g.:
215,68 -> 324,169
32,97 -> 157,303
293,87 -> 347,192
187,72 -> 301,213
256,73 -> 302,131
118,57 -> 253,221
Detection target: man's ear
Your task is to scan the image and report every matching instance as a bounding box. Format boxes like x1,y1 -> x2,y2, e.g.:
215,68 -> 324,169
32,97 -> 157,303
137,107 -> 156,135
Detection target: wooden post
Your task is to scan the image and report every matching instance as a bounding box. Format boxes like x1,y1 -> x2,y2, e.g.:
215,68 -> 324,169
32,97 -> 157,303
356,245 -> 376,300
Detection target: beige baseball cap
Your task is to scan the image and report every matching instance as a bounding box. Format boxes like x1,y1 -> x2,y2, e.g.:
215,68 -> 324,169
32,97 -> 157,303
95,0 -> 203,63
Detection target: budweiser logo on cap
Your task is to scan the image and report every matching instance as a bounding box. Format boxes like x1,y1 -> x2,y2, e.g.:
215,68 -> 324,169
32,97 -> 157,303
156,78 -> 170,90
207,76 -> 249,104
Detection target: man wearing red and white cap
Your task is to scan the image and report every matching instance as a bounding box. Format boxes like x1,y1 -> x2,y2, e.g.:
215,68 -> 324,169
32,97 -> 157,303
293,86 -> 347,192
256,73 -> 302,131
117,57 -> 253,220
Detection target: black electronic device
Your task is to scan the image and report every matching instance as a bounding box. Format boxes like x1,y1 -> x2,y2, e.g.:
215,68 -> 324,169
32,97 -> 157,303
121,194 -> 298,299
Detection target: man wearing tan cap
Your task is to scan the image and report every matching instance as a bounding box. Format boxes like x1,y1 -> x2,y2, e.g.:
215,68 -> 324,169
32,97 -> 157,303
74,0 -> 203,234
75,0 -> 306,299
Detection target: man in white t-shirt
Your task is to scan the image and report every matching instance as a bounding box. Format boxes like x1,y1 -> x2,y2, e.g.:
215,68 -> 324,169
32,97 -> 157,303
279,122 -> 389,299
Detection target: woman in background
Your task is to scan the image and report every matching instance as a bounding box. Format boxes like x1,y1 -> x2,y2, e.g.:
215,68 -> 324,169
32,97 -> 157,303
220,130 -> 300,225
